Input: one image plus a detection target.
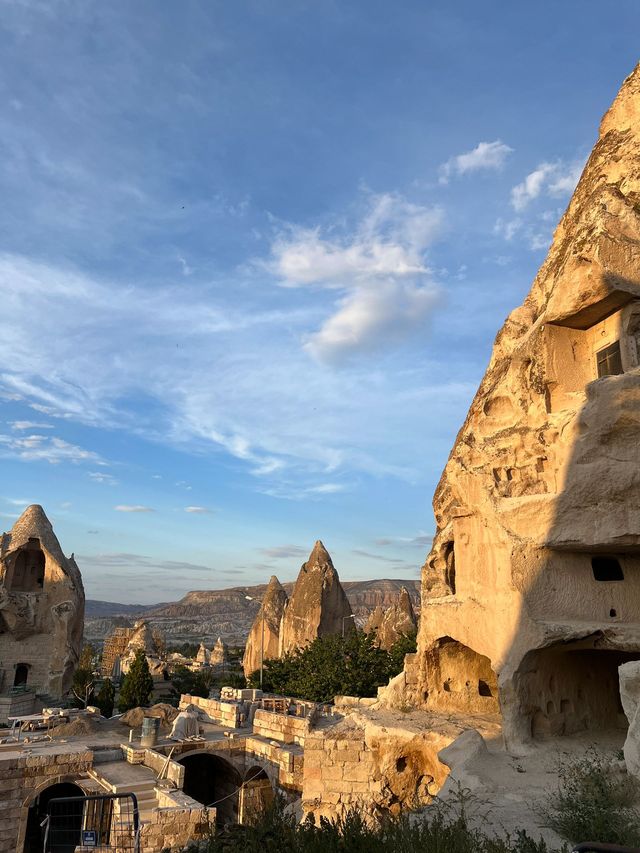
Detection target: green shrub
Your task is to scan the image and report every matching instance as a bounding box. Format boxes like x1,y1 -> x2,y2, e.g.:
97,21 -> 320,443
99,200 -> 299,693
540,746 -> 640,845
246,630 -> 416,703
185,792 -> 560,853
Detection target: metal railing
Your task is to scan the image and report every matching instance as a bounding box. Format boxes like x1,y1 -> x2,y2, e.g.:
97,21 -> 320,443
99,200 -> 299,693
44,792 -> 139,852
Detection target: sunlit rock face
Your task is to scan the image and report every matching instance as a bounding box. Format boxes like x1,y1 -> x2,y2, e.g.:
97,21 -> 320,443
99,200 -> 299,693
364,587 -> 417,650
383,64 -> 640,749
279,541 -> 352,655
243,575 -> 288,677
0,505 -> 84,697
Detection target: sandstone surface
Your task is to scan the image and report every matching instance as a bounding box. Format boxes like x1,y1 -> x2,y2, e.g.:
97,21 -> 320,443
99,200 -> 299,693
279,541 -> 353,655
210,636 -> 228,667
243,575 -> 288,677
364,586 -> 417,650
0,504 -> 84,697
381,62 -> 640,750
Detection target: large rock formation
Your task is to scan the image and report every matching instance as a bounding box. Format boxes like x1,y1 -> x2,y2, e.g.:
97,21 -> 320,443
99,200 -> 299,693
243,575 -> 288,677
279,541 -> 353,655
385,64 -> 640,749
0,505 -> 84,697
120,619 -> 166,678
365,587 -> 417,650
210,636 -> 228,668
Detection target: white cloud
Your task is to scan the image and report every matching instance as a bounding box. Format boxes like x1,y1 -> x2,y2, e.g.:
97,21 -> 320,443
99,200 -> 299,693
0,251 -> 473,492
439,140 -> 513,184
9,420 -> 53,430
511,159 -> 585,210
184,506 -> 213,514
88,471 -> 117,485
0,433 -> 102,464
270,193 -> 442,364
114,505 -> 154,513
304,281 -> 438,364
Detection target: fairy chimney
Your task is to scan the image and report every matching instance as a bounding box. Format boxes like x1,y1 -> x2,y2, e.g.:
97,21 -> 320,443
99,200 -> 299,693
279,540 -> 352,655
384,64 -> 640,750
243,575 -> 288,677
0,505 -> 84,698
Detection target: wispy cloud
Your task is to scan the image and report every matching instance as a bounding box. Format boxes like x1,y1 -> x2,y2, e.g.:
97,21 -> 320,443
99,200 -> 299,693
114,505 -> 154,513
352,548 -> 404,563
439,140 -> 513,185
259,545 -> 306,559
0,433 -> 102,464
77,552 -> 215,574
184,505 -> 213,514
88,471 -> 117,485
511,159 -> 584,210
9,420 -> 54,430
269,193 -> 442,364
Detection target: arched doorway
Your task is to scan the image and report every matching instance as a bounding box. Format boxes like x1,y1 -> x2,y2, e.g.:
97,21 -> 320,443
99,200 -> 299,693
23,782 -> 84,853
178,753 -> 242,826
515,639 -> 638,740
239,766 -> 274,825
14,663 -> 29,687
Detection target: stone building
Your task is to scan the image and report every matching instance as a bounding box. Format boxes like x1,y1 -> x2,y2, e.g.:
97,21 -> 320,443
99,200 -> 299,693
0,505 -> 84,718
101,626 -> 134,677
243,575 -> 288,677
279,541 -> 353,655
385,63 -> 640,750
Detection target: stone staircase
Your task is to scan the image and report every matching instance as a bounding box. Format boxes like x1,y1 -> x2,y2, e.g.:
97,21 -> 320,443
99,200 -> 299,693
88,760 -> 160,823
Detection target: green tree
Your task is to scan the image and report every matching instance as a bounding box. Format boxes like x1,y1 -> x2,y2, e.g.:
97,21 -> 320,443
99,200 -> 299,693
247,630 -> 407,703
388,630 -> 417,673
118,649 -> 154,712
95,678 -> 115,718
71,642 -> 97,707
169,665 -> 212,700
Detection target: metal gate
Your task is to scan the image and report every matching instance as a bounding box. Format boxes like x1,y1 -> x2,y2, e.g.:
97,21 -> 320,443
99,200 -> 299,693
44,792 -> 139,852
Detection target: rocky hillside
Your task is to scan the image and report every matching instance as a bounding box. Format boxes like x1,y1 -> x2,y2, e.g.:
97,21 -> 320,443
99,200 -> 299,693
84,579 -> 420,648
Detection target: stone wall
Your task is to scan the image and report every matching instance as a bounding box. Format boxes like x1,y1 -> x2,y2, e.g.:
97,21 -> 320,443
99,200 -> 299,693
180,694 -> 242,728
5,745 -> 94,853
252,709 -> 310,745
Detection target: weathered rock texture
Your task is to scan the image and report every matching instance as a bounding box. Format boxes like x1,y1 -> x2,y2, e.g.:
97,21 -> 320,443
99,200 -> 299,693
210,636 -> 228,667
120,619 -> 166,678
196,642 -> 210,665
0,505 -> 84,698
620,661 -> 640,778
243,575 -> 288,676
279,541 -> 353,655
384,64 -> 640,749
364,587 -> 417,650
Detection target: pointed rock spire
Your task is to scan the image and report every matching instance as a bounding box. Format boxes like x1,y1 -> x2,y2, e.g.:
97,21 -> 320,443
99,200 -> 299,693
279,540 -> 352,655
0,504 -> 84,698
365,586 -> 417,650
242,575 -> 288,677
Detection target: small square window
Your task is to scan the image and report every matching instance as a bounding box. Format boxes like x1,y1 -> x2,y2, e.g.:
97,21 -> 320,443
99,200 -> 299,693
596,341 -> 623,378
592,556 -> 624,582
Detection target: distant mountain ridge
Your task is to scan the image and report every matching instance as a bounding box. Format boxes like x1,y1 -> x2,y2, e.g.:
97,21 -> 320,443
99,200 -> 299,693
84,579 -> 420,647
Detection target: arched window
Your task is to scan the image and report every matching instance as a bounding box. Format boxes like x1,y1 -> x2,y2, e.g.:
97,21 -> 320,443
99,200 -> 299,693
10,542 -> 45,592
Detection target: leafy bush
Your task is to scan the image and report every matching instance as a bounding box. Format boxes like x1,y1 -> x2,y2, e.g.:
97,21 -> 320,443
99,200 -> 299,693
186,794 -> 559,853
540,747 -> 640,845
246,630 -> 416,703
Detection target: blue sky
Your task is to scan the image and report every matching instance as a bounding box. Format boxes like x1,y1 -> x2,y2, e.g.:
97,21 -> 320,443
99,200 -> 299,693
1,1 -> 638,603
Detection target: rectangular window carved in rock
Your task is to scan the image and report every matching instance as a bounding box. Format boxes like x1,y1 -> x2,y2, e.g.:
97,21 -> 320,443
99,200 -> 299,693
596,341 -> 623,378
